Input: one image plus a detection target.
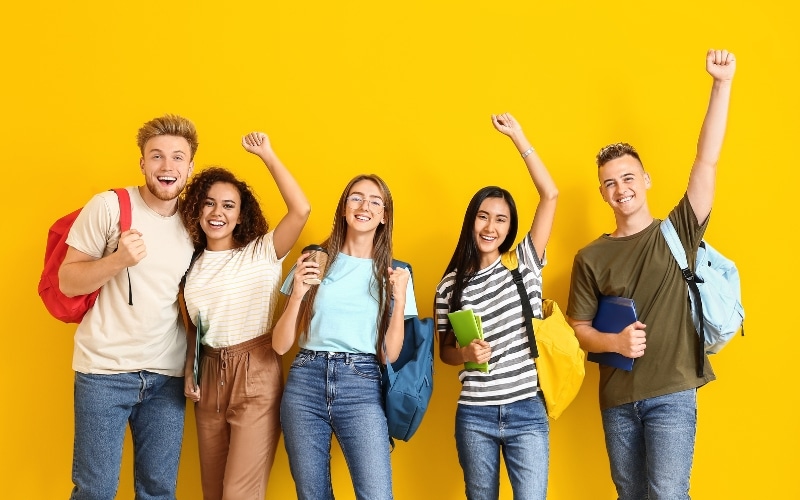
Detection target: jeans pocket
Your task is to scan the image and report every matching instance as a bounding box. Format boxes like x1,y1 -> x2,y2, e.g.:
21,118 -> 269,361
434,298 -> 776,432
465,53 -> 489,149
349,359 -> 381,380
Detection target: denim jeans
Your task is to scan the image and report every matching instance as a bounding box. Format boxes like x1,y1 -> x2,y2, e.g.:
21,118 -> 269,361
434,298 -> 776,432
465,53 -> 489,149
455,394 -> 550,500
70,371 -> 186,500
281,349 -> 392,500
601,388 -> 697,500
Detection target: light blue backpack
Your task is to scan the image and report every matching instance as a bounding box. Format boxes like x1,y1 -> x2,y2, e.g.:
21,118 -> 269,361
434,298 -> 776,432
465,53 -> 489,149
660,219 -> 745,356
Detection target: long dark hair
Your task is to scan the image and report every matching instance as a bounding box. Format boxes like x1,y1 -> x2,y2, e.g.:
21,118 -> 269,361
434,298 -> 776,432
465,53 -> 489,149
443,186 -> 518,312
296,174 -> 395,353
179,166 -> 269,253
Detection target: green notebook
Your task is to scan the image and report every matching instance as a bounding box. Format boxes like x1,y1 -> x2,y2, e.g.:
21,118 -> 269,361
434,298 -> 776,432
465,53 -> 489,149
447,309 -> 489,373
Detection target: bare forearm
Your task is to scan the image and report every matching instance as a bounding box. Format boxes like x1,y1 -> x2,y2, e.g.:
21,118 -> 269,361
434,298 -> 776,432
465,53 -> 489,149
439,332 -> 465,366
505,132 -> 557,199
272,295 -> 303,355
696,79 -> 733,167
688,79 -> 733,222
260,152 -> 311,220
259,151 -> 311,258
184,326 -> 197,376
571,323 -> 619,353
58,252 -> 128,297
383,300 -> 406,363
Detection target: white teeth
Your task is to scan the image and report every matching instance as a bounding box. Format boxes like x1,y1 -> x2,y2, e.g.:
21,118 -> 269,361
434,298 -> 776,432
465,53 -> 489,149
158,176 -> 177,182
618,195 -> 633,203
480,235 -> 496,241
355,215 -> 370,221
209,221 -> 224,227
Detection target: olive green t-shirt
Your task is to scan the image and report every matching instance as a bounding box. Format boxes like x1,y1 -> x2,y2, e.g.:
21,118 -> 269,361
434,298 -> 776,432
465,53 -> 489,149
567,195 -> 715,410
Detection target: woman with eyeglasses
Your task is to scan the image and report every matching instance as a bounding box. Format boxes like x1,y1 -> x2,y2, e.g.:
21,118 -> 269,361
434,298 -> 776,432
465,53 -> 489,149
435,113 -> 558,500
272,174 -> 418,500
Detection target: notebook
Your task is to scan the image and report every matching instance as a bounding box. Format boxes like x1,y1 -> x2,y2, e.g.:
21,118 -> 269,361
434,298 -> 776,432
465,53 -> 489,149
588,295 -> 637,371
447,309 -> 489,373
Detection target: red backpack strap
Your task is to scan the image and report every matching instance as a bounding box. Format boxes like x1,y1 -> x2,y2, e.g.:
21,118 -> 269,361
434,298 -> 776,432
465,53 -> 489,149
111,188 -> 133,305
112,188 -> 132,232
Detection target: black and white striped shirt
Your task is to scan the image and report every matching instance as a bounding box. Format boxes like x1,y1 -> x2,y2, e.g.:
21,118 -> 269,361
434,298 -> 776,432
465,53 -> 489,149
435,234 -> 545,406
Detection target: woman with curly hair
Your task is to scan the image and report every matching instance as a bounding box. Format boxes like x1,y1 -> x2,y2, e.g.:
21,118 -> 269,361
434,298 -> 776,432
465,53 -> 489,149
179,131 -> 310,499
272,174 -> 417,500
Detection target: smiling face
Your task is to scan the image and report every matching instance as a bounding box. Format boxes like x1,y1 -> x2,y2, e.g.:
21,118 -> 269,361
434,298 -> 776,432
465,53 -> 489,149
199,181 -> 242,251
343,179 -> 386,234
139,135 -> 194,203
598,154 -> 651,219
473,196 -> 511,264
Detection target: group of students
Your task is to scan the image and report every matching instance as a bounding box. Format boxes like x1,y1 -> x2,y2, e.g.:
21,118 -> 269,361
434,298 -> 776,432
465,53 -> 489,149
59,49 -> 735,500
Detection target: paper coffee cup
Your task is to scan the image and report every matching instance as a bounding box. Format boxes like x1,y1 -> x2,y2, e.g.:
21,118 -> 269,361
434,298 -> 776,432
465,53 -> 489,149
302,244 -> 328,285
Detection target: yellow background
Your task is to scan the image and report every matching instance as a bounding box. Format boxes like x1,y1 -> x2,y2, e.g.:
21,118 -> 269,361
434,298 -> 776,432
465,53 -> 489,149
2,1 -> 797,498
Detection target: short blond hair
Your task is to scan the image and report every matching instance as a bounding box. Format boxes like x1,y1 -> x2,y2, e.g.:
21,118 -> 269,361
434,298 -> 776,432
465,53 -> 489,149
596,142 -> 641,168
136,114 -> 199,159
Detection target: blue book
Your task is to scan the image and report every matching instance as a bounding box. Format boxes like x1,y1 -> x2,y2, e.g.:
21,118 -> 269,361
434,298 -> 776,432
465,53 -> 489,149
588,296 -> 638,371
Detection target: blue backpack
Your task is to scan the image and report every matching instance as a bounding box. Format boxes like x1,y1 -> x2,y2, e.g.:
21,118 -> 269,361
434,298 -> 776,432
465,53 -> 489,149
660,219 -> 745,359
382,260 -> 435,443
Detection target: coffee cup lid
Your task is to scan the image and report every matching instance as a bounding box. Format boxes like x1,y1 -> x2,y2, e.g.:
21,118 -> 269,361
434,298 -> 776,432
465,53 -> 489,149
302,244 -> 326,253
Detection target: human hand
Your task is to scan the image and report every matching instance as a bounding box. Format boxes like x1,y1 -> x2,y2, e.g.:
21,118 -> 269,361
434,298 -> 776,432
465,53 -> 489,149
616,321 -> 647,358
461,339 -> 492,364
116,229 -> 146,267
241,131 -> 274,157
290,252 -> 317,298
184,376 -> 200,403
388,266 -> 410,298
706,49 -> 736,82
491,112 -> 523,137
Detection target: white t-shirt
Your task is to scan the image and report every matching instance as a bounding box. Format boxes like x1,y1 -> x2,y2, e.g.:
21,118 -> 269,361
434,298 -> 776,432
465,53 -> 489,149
184,233 -> 284,348
66,187 -> 194,376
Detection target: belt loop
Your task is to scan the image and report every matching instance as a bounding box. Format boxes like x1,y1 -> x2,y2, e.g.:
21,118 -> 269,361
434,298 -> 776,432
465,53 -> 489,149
344,352 -> 351,364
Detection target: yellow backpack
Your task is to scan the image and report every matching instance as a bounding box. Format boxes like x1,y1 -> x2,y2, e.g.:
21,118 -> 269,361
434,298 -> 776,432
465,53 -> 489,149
501,249 -> 585,420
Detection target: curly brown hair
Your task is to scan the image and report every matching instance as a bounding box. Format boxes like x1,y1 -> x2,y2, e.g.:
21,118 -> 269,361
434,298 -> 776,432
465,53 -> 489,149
179,167 -> 269,252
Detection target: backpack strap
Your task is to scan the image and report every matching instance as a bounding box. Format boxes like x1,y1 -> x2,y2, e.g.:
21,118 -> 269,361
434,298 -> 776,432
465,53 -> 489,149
500,249 -> 539,359
113,188 -> 132,232
384,258 -> 413,451
383,259 -> 412,362
660,219 -> 705,377
179,249 -> 204,335
111,188 -> 133,306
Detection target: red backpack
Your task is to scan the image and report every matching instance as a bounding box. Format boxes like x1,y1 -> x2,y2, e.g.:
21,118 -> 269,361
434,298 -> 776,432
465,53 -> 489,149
38,189 -> 132,323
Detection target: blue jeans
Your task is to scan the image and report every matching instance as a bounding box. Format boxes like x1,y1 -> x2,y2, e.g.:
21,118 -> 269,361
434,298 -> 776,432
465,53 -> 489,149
455,394 -> 550,500
70,371 -> 186,500
601,388 -> 697,500
281,350 -> 392,500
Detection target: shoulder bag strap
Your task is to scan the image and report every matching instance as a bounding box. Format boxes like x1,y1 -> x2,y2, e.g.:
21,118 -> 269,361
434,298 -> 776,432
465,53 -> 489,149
500,250 -> 538,359
660,219 -> 705,376
111,188 -> 133,306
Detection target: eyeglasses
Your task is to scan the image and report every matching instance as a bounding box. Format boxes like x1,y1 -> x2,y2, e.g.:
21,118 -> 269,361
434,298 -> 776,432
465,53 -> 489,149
346,195 -> 385,213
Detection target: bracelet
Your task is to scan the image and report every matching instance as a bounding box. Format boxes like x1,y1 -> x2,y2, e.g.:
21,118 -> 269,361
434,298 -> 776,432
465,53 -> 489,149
521,147 -> 535,159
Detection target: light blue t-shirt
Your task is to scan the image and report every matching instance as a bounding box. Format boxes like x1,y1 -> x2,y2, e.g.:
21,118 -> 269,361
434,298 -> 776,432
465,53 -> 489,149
280,253 -> 418,354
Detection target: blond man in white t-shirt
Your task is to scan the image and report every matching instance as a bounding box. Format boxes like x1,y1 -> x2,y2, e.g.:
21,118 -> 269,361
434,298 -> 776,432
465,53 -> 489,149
59,115 -> 198,500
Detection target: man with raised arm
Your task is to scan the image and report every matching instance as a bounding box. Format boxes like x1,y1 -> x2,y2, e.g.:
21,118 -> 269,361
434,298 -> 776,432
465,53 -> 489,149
566,50 -> 736,499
